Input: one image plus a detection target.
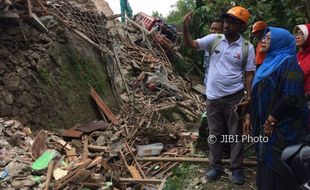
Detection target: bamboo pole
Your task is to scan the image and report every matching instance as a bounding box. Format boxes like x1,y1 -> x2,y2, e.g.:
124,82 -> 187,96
136,157 -> 257,166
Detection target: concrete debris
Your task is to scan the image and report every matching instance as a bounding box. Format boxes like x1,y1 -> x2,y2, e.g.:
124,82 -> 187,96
0,0 -> 256,189
0,109 -> 196,190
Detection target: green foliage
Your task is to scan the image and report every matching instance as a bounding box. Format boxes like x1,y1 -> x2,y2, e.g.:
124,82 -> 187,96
167,0 -> 308,34
152,11 -> 164,19
165,0 -> 309,73
166,0 -> 196,27
164,164 -> 200,190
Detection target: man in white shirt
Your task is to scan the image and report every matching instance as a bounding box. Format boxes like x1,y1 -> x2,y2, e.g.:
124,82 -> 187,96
203,19 -> 224,85
183,6 -> 255,184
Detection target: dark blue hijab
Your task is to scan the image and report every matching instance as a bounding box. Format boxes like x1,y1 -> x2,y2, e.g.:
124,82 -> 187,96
252,27 -> 297,87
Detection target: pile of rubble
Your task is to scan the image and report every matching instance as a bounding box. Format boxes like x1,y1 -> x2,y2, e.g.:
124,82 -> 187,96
0,0 -> 206,126
0,107 -> 194,190
0,0 -> 245,189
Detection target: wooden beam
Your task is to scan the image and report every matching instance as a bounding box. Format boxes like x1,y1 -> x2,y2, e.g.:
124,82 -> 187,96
86,156 -> 102,169
31,13 -> 48,32
90,88 -> 118,125
155,103 -> 176,111
136,157 -> 257,166
26,0 -> 32,17
44,161 -> 55,190
88,145 -> 110,152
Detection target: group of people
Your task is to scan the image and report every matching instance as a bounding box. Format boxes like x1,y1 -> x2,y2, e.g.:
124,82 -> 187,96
183,5 -> 310,190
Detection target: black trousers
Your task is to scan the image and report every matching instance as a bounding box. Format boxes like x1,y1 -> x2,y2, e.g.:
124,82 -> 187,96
206,90 -> 243,170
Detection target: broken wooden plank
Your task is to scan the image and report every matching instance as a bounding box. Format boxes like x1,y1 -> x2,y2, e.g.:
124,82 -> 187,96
78,182 -> 102,187
128,166 -> 142,179
54,138 -> 72,150
192,84 -> 206,95
155,103 -> 176,111
44,161 -> 55,190
63,159 -> 92,172
61,127 -> 83,138
86,156 -> 102,169
26,0 -> 32,17
90,88 -> 118,125
136,157 -> 257,166
31,13 -> 48,32
73,28 -> 101,49
31,130 -> 47,159
88,145 -> 110,152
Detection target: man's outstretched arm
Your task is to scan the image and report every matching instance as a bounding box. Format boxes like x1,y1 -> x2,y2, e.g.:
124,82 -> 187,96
183,12 -> 199,49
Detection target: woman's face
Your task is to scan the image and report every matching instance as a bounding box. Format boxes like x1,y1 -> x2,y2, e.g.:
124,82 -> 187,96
260,32 -> 271,53
294,28 -> 306,47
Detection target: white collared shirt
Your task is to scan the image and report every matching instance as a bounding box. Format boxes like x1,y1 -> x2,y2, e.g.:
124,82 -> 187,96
197,34 -> 256,100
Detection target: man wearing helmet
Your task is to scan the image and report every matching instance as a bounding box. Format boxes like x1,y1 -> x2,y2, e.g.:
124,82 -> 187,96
183,6 -> 256,184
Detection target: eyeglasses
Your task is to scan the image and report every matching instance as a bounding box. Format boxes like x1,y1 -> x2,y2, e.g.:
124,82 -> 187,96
261,35 -> 271,43
294,31 -> 304,37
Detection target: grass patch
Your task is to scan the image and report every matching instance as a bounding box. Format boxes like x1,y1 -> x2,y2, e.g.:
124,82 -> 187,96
164,164 -> 202,190
164,163 -> 257,190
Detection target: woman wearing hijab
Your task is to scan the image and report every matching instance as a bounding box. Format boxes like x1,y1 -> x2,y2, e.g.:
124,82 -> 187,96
294,24 -> 310,112
243,27 -> 308,190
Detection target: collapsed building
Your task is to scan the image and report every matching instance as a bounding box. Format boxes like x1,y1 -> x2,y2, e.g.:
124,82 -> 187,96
0,0 -> 256,189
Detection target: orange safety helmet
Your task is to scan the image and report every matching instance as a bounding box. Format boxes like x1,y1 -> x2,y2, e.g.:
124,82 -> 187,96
222,6 -> 250,24
252,21 -> 267,33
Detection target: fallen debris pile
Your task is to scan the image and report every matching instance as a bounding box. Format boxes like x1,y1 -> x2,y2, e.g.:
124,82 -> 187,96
0,1 -> 258,189
0,115 -> 257,189
0,111 -> 191,190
